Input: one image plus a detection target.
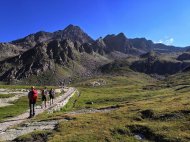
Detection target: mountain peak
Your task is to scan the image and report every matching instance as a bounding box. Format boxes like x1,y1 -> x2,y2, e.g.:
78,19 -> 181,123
66,24 -> 75,27
63,24 -> 81,31
117,32 -> 127,39
53,24 -> 94,43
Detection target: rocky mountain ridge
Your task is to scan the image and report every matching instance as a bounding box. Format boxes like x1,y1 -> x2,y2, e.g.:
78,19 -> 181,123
0,24 -> 190,84
11,24 -> 93,49
0,39 -> 110,84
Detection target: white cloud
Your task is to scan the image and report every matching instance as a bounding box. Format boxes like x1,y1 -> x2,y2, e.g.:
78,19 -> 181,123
156,40 -> 163,44
154,37 -> 174,45
165,38 -> 174,45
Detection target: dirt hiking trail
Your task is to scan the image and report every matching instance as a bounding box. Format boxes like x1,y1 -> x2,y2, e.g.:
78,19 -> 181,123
0,87 -> 76,141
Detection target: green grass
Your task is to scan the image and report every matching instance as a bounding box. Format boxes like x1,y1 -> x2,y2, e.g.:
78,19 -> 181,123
0,93 -> 14,98
0,96 -> 29,121
14,130 -> 52,142
31,72 -> 190,142
2,71 -> 190,141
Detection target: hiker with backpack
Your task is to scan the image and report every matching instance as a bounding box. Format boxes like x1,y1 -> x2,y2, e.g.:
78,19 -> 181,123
49,88 -> 55,105
41,87 -> 48,109
28,86 -> 38,118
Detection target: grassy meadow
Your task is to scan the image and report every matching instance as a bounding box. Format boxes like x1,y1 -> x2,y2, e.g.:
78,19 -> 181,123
2,71 -> 190,141
22,71 -> 189,142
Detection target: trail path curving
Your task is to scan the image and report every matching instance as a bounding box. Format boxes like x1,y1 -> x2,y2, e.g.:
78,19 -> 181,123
0,87 -> 76,141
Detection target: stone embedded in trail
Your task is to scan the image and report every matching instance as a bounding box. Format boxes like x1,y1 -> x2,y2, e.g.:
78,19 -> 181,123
0,120 -> 59,141
67,107 -> 118,115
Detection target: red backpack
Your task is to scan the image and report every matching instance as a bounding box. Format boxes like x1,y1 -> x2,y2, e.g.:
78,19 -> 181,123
32,89 -> 38,100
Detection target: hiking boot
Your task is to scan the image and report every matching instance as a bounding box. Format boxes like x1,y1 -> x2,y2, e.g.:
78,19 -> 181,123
28,115 -> 32,119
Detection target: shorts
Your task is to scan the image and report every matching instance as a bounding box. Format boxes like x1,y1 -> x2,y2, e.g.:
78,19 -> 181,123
42,95 -> 47,101
49,94 -> 54,99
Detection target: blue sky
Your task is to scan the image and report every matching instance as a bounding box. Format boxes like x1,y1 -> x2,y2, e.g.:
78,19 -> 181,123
0,0 -> 190,47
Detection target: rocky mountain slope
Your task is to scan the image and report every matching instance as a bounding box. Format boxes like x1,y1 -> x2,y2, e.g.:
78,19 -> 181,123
0,24 -> 189,84
0,39 -> 110,85
0,43 -> 26,61
130,38 -> 183,53
177,52 -> 190,61
130,51 -> 190,75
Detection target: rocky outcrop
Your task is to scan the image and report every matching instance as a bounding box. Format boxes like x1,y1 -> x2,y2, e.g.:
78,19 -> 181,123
153,43 -> 182,53
0,39 -> 77,81
103,33 -> 136,54
47,39 -> 75,64
177,52 -> 190,61
0,43 -> 26,61
140,51 -> 159,61
80,43 -> 93,54
12,31 -> 53,49
91,38 -> 106,55
102,33 -> 184,55
130,38 -> 183,53
131,60 -> 183,75
130,38 -> 153,52
130,52 -> 190,75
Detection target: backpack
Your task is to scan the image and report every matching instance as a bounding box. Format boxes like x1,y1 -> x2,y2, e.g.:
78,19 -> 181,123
31,89 -> 38,101
42,89 -> 47,96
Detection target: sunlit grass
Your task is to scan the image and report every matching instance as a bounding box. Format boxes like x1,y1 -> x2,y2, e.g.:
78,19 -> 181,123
43,73 -> 190,141
3,72 -> 190,141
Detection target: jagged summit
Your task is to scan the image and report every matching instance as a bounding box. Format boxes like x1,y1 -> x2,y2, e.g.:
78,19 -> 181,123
63,24 -> 82,32
11,24 -> 94,49
53,24 -> 94,44
117,32 -> 127,38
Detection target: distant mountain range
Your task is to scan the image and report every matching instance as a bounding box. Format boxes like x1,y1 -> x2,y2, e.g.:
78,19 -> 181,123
0,24 -> 190,85
4,24 -> 188,57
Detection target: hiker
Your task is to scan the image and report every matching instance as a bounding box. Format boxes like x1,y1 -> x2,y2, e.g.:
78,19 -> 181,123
28,86 -> 38,118
49,88 -> 55,105
41,87 -> 48,108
